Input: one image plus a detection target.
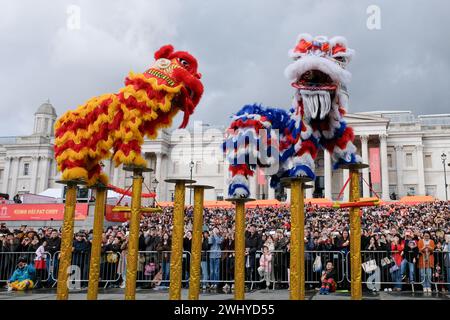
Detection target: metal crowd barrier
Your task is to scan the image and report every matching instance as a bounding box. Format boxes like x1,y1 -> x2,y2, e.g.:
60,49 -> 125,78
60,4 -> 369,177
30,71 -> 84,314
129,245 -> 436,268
51,251 -> 122,287
348,250 -> 425,290
0,251 -> 51,284
133,251 -> 191,286
430,250 -> 450,291
3,248 -> 448,293
271,250 -> 346,288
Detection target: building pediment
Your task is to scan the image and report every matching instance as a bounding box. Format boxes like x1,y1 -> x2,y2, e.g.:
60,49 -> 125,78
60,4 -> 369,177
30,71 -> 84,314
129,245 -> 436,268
344,112 -> 390,125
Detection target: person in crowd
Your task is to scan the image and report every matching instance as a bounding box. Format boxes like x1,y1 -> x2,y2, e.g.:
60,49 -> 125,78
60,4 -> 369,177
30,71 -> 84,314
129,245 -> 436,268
72,232 -> 91,287
208,227 -> 223,290
7,256 -> 35,291
221,230 -> 235,293
245,224 -> 262,285
443,234 -> 450,292
258,245 -> 273,291
390,234 -> 405,291
403,239 -> 419,285
156,232 -> 171,288
319,261 -> 336,295
182,230 -> 192,287
418,231 -> 435,293
201,231 -> 210,290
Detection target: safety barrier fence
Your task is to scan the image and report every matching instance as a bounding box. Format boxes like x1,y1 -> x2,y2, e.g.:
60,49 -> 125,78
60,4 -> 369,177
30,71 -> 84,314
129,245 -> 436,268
1,250 -> 449,291
0,251 -> 51,284
347,250 -> 450,290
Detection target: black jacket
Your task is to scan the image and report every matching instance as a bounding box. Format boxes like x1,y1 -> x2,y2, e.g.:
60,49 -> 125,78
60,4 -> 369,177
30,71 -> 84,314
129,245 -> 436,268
245,232 -> 262,255
45,237 -> 61,255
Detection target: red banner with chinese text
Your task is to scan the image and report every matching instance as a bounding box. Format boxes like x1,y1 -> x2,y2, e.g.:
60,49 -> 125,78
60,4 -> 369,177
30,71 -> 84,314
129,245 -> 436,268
0,203 -> 89,221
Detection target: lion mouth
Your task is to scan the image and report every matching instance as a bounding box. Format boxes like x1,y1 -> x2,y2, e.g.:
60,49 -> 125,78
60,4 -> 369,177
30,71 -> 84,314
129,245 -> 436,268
145,68 -> 176,87
293,70 -> 337,120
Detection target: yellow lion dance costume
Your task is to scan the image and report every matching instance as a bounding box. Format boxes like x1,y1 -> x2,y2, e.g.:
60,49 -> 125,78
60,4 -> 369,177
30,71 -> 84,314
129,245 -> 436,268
54,45 -> 204,185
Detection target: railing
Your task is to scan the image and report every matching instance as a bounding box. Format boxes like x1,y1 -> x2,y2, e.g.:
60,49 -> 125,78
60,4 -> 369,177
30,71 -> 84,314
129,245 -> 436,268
0,252 -> 51,284
348,251 -> 425,290
51,251 -> 122,287
271,250 -> 346,288
430,250 -> 450,291
2,249 -> 448,292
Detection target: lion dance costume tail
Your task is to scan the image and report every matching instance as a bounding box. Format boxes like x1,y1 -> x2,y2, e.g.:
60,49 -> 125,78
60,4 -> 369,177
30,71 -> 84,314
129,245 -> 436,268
54,45 -> 203,186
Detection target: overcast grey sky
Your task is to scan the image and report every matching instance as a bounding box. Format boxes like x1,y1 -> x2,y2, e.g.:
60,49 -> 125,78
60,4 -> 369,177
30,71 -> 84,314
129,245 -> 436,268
1,0 -> 449,136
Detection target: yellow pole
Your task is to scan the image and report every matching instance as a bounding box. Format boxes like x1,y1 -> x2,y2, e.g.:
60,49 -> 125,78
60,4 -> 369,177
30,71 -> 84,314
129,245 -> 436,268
289,180 -> 301,300
169,181 -> 186,300
124,168 -> 143,300
87,186 -> 107,300
234,200 -> 246,300
188,186 -> 206,300
56,182 -> 77,300
349,168 -> 362,300
298,183 -> 305,300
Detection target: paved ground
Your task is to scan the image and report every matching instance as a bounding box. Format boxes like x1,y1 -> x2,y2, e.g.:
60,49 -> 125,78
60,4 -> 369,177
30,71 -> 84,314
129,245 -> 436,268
0,288 -> 449,300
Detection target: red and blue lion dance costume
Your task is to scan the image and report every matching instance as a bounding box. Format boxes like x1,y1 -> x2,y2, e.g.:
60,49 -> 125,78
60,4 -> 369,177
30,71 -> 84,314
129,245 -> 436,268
225,34 -> 362,198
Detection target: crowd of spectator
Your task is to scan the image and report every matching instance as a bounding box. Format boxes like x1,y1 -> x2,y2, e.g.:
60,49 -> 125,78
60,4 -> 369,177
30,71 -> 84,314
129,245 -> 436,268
0,201 -> 449,293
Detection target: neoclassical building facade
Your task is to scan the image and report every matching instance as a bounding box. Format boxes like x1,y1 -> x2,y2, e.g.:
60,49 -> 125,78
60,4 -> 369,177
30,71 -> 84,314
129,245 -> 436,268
1,102 -> 450,202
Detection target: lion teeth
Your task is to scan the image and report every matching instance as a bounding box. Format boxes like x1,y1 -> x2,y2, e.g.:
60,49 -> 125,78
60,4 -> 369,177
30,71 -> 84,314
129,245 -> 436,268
300,89 -> 331,120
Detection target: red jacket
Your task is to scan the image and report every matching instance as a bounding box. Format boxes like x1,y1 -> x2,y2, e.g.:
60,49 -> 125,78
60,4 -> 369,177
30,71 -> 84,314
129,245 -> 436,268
391,241 -> 405,266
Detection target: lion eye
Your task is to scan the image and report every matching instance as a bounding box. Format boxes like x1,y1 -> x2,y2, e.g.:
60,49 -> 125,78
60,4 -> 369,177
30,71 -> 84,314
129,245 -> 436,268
334,56 -> 347,64
179,58 -> 189,68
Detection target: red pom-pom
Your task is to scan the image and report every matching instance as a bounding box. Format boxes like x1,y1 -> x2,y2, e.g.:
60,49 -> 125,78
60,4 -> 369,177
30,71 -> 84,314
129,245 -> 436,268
154,44 -> 174,60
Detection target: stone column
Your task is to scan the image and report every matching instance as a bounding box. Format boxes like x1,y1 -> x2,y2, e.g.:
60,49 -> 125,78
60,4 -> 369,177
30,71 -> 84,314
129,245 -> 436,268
9,157 -> 20,196
2,157 -> 11,194
342,169 -> 349,201
30,156 -> 39,194
379,134 -> 390,201
113,166 -> 119,186
250,174 -> 257,199
394,145 -> 404,197
360,135 -> 370,198
39,156 -> 50,193
268,176 -> 275,199
416,144 -> 426,195
305,184 -> 313,199
155,152 -> 163,196
324,151 -> 332,200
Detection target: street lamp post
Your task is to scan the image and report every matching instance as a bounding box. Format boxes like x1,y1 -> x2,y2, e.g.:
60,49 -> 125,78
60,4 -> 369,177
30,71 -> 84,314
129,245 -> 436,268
442,153 -> 448,201
152,178 -> 159,207
189,160 -> 194,205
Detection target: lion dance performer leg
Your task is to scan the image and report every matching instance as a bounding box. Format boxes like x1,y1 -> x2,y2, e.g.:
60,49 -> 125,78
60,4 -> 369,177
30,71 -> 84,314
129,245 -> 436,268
224,34 -> 361,198
55,45 -> 203,185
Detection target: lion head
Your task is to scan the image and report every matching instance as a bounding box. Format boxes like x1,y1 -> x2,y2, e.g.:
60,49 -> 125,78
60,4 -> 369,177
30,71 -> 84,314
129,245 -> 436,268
284,34 -> 354,124
143,44 -> 204,128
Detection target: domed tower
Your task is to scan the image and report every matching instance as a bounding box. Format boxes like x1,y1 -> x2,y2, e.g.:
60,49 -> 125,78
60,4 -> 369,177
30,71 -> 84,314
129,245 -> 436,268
33,100 -> 57,136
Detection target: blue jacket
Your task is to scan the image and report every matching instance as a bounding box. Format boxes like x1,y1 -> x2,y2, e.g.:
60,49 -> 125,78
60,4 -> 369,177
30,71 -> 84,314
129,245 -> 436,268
9,264 -> 35,283
208,235 -> 223,259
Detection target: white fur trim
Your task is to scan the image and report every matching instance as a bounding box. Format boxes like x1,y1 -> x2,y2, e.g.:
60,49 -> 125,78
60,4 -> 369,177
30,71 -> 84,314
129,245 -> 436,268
292,153 -> 315,170
284,55 -> 352,85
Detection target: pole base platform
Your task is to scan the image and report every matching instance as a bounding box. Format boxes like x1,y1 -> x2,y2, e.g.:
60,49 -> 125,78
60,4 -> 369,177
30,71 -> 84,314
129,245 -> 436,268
338,163 -> 369,170
123,165 -> 153,173
165,178 -> 197,184
55,179 -> 86,186
280,176 -> 313,185
225,197 -> 255,203
186,184 -> 214,190
88,182 -> 110,190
